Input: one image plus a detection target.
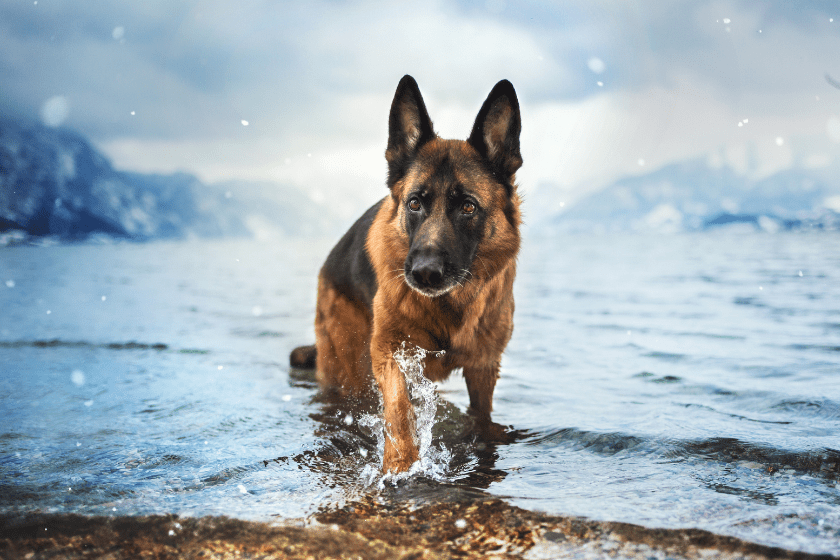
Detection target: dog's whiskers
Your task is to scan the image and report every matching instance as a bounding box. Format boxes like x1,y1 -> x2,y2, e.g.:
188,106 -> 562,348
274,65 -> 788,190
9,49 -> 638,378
382,270 -> 408,290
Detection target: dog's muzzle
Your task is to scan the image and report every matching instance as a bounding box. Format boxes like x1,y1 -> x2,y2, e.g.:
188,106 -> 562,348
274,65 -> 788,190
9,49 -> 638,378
405,248 -> 454,296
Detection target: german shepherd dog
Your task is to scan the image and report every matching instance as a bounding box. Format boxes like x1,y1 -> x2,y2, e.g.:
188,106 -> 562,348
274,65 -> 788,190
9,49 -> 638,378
290,75 -> 522,473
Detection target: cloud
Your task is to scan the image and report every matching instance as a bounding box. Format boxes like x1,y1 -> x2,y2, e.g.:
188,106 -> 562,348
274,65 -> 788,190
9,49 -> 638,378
3,0 -> 840,218
0,1 -> 584,139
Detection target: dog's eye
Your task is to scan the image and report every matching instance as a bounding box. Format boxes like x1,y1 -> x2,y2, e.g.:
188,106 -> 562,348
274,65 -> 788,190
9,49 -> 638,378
461,201 -> 476,215
408,198 -> 422,212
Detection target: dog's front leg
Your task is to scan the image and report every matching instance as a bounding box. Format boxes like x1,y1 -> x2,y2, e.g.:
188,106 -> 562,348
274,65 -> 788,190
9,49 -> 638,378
371,343 -> 419,473
464,363 -> 510,442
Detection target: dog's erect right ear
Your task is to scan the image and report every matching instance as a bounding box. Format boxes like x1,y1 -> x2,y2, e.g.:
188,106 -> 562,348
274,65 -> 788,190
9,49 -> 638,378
468,80 -> 522,184
385,75 -> 435,188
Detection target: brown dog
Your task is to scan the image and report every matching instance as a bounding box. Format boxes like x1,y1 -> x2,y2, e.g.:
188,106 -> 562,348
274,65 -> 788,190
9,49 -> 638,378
291,75 -> 522,473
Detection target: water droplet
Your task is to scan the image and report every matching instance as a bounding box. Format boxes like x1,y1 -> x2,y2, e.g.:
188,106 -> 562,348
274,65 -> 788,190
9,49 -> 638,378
76,442 -> 81,447
71,370 -> 85,386
282,394 -> 291,401
251,306 -> 263,317
168,530 -> 175,536
455,518 -> 467,529
112,26 -> 125,40
723,18 -> 731,24
637,159 -> 645,166
217,365 -> 223,370
587,56 -> 605,74
798,271 -> 803,277
597,81 -> 604,87
344,414 -> 353,426
776,137 -> 785,146
101,296 -> 106,301
5,280 -> 14,288
241,120 -> 249,126
41,96 -> 70,127
41,96 -> 69,127
84,400 -> 94,407
238,484 -> 248,494
130,111 -> 136,116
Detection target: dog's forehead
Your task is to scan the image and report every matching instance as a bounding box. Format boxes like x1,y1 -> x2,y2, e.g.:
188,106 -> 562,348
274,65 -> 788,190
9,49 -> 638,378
409,139 -> 496,201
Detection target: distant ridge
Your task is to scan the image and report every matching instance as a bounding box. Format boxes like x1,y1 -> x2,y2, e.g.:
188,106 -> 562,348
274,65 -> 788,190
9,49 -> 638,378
0,117 -> 332,242
544,159 -> 840,233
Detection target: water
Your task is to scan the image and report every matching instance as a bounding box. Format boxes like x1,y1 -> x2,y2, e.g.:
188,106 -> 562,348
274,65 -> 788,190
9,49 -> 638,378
1,231 -> 839,555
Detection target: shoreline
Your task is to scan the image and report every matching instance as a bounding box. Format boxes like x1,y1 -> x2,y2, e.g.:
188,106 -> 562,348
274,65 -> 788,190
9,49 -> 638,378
2,498 -> 835,560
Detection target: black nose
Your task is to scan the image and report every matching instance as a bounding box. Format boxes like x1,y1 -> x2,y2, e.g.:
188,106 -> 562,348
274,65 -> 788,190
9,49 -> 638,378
411,253 -> 445,288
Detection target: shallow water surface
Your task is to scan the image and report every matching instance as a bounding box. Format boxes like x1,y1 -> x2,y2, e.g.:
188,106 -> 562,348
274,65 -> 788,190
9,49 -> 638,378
1,232 -> 839,555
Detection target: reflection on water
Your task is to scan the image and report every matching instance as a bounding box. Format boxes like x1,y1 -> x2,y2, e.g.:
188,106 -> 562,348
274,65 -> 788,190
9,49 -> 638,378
0,232 -> 839,555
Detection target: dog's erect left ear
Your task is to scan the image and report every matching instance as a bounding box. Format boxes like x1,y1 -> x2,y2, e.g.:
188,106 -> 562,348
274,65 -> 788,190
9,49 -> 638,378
386,75 -> 436,188
468,80 -> 522,183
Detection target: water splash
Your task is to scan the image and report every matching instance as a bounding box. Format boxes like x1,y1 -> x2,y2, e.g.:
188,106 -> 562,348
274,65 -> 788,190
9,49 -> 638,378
359,342 -> 452,488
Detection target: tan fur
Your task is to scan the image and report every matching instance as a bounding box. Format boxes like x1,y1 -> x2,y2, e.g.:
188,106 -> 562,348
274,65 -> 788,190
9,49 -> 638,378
314,277 -> 374,397
358,140 -> 519,471
301,77 -> 522,473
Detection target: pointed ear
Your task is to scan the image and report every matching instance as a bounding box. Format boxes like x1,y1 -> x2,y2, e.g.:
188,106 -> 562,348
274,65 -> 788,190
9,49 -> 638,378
385,75 -> 435,187
468,80 -> 522,183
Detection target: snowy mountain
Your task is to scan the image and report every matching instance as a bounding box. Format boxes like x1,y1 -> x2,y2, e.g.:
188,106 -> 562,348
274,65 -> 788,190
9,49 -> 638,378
544,159 -> 840,233
0,117 -> 332,242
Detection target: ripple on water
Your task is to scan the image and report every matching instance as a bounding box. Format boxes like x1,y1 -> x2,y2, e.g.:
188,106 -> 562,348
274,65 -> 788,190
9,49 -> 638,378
522,426 -> 840,483
2,235 -> 840,555
770,398 -> 840,420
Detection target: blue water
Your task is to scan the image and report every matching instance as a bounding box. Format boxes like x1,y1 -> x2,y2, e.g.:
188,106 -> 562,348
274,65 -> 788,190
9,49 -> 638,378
1,231 -> 839,555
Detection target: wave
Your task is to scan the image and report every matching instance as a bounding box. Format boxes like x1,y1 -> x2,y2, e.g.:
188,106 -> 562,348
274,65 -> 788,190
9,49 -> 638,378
526,427 -> 840,480
0,339 -> 210,354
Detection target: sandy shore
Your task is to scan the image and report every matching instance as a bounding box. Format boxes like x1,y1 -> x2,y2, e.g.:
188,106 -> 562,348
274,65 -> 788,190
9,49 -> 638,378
2,497 -> 835,560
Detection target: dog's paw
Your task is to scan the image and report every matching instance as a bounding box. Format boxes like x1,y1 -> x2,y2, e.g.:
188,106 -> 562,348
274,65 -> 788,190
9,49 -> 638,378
382,456 -> 415,474
383,441 -> 419,474
477,420 -> 512,442
474,419 -> 529,444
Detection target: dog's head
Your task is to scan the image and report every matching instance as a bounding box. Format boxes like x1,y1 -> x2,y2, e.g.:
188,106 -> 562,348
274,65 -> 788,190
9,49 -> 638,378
384,75 -> 522,297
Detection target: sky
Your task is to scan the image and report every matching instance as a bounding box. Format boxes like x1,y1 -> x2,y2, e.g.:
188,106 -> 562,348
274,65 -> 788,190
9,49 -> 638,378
3,0 -> 840,220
